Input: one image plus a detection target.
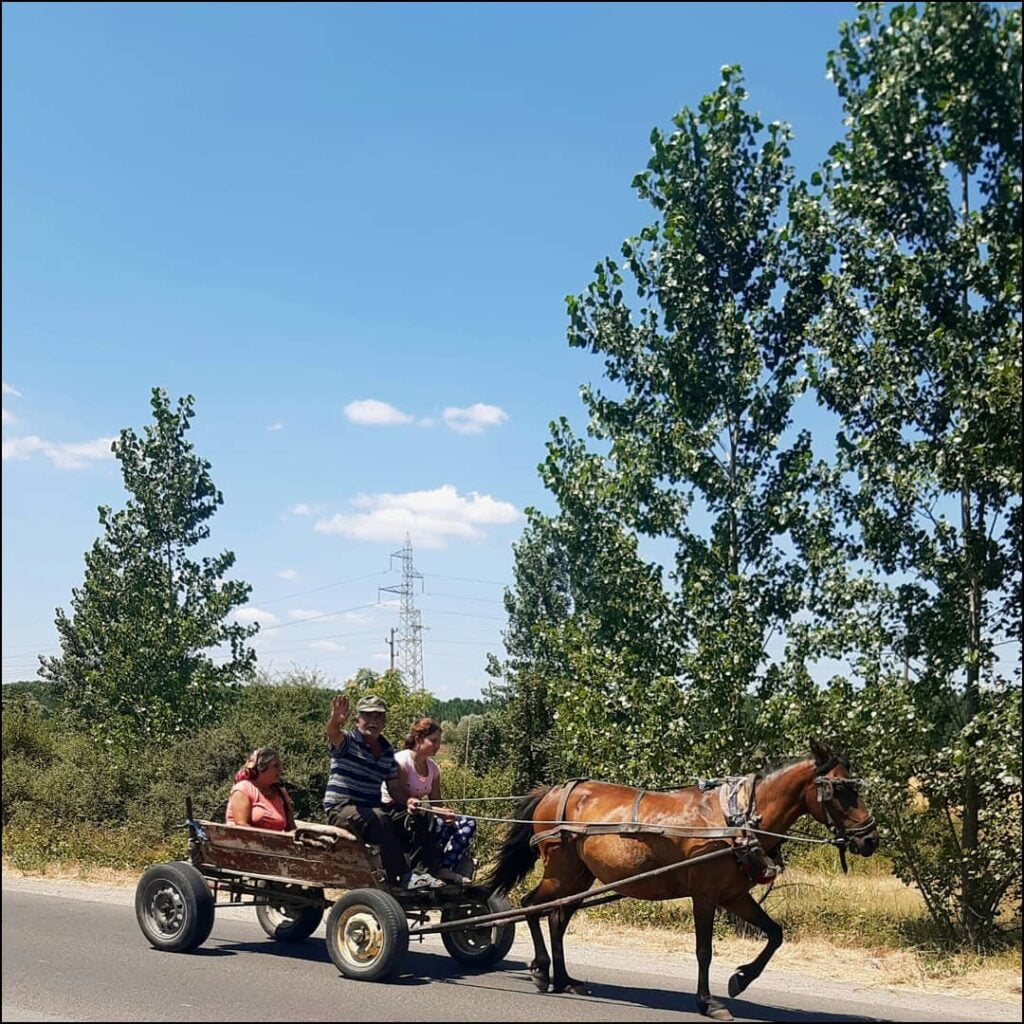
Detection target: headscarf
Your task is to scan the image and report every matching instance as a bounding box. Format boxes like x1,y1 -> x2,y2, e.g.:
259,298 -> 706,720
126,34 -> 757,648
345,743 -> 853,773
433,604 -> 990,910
234,747 -> 280,783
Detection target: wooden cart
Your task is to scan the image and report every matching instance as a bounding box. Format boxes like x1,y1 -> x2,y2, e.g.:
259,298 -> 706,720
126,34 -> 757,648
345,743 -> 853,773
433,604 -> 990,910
134,804 -> 515,982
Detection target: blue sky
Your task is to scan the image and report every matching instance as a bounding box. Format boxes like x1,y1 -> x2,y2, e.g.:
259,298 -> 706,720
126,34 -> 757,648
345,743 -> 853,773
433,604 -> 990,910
3,2 -> 874,696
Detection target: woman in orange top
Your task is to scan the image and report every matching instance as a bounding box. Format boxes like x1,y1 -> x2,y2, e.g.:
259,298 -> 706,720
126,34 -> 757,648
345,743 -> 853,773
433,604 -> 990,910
226,747 -> 296,831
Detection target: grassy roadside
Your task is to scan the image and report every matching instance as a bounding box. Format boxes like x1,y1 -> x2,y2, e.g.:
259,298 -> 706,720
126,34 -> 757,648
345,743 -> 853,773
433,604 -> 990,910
581,866 -> 1022,1003
4,849 -> 1020,1004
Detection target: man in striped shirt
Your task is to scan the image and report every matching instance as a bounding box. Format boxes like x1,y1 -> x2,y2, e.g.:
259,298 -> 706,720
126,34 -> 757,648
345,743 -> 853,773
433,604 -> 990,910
324,692 -> 418,887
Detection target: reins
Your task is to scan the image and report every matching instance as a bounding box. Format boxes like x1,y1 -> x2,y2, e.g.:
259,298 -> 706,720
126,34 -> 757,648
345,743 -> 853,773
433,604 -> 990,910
418,804 -> 845,847
423,757 -> 875,862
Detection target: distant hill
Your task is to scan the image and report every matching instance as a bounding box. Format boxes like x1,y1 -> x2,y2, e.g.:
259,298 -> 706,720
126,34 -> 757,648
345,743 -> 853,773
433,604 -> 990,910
2,679 -> 62,713
427,696 -> 492,723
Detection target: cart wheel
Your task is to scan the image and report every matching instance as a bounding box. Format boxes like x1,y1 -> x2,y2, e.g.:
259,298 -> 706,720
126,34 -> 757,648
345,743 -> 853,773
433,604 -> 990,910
256,885 -> 325,942
135,861 -> 215,952
440,893 -> 516,966
325,888 -> 408,981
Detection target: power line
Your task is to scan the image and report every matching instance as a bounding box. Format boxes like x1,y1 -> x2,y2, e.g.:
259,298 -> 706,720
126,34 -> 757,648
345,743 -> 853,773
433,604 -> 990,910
421,572 -> 508,587
257,602 -> 381,631
422,590 -> 504,605
423,608 -> 503,622
248,571 -> 387,608
2,643 -> 62,658
2,650 -> 58,662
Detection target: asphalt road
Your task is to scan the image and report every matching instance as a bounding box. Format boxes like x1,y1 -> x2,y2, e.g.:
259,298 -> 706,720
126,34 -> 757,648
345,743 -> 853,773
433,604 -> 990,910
2,878 -> 1018,1023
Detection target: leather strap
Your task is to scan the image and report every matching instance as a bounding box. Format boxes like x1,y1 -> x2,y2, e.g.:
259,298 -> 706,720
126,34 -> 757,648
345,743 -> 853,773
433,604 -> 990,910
553,778 -> 587,832
619,788 -> 647,834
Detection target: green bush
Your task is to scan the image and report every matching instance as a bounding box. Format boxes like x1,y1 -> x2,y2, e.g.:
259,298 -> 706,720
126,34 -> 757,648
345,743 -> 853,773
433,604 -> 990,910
2,670 -> 486,863
4,814 -> 183,873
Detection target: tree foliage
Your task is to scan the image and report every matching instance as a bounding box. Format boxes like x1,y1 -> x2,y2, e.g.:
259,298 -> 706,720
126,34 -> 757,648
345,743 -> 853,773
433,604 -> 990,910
496,66 -> 825,783
494,4 -> 1021,949
805,1 -> 1022,947
40,388 -> 258,751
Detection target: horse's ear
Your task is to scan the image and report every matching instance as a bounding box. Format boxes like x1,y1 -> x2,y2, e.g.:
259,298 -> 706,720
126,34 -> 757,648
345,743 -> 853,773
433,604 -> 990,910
810,740 -> 832,765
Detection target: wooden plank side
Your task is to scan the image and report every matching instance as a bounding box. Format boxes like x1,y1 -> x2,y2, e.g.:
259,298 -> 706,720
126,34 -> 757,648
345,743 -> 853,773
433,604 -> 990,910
196,821 -> 383,889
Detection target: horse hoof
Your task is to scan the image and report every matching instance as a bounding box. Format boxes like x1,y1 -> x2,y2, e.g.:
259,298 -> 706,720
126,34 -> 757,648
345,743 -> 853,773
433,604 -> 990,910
728,969 -> 748,997
531,970 -> 550,993
698,1000 -> 734,1022
567,981 -> 590,996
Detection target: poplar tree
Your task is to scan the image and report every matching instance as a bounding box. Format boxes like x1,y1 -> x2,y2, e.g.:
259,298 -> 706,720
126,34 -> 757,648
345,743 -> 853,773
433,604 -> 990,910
41,389 -> 258,749
811,2 -> 1022,946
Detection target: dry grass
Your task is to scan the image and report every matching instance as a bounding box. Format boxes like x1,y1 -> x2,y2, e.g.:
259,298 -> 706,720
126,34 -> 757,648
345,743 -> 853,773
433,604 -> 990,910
3,859 -> 145,886
567,914 -> 1022,1002
578,862 -> 1021,1003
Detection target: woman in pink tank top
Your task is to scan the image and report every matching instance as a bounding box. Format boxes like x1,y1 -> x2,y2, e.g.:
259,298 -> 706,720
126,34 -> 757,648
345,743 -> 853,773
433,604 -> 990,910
226,747 -> 295,831
384,718 -> 477,885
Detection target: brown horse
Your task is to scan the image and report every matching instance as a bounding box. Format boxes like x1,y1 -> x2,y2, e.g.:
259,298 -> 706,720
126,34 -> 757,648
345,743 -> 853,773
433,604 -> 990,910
486,741 -> 878,1021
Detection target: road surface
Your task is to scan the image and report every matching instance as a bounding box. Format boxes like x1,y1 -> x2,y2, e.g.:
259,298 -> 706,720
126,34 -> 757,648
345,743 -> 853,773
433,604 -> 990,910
2,877 -> 1018,1023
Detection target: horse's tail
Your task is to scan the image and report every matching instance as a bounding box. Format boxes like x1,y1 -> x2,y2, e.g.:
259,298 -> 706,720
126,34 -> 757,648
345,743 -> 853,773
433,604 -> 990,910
484,785 -> 552,895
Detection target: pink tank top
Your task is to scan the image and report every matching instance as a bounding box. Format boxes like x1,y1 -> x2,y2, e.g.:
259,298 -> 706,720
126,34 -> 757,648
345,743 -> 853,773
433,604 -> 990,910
382,748 -> 439,803
226,779 -> 289,831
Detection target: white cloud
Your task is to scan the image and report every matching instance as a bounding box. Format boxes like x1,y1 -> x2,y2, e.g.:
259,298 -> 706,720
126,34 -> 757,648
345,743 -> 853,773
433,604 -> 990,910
278,568 -> 299,580
268,422 -> 284,432
2,435 -> 116,470
311,640 -> 345,652
314,484 -> 520,549
418,417 -> 436,428
289,502 -> 328,518
443,403 -> 509,434
344,399 -> 414,426
289,608 -> 335,621
2,382 -> 21,397
233,607 -> 280,628
2,408 -> 16,425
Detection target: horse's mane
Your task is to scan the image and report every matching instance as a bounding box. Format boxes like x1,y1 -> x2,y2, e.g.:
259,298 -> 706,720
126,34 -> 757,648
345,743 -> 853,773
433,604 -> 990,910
761,756 -> 810,782
761,749 -> 850,782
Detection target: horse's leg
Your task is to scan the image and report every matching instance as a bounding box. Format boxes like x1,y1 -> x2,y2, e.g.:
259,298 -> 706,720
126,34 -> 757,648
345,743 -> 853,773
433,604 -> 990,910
521,881 -> 552,992
522,843 -> 593,995
719,891 -> 783,998
548,899 -> 591,995
694,898 -> 732,1021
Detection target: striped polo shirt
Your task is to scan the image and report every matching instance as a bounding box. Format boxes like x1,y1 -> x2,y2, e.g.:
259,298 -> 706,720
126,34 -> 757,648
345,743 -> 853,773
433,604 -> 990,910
324,729 -> 399,810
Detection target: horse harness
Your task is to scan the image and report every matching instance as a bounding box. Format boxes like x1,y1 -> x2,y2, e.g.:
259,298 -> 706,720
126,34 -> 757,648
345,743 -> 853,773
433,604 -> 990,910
529,776 -> 783,885
813,755 -> 876,872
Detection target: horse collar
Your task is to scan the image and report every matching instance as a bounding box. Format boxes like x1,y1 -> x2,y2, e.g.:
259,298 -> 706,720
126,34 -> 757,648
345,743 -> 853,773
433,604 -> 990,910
719,773 -> 762,829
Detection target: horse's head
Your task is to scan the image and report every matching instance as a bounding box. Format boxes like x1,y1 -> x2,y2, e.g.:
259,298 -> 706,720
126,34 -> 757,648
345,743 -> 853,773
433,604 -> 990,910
804,741 -> 879,857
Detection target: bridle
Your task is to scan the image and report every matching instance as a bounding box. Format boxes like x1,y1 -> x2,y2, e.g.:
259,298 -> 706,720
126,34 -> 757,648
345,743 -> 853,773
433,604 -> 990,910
814,755 -> 877,873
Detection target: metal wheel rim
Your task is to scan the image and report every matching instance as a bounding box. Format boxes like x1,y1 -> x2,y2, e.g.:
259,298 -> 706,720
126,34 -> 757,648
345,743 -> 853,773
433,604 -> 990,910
447,904 -> 495,953
335,906 -> 385,967
142,880 -> 187,938
262,903 -> 296,929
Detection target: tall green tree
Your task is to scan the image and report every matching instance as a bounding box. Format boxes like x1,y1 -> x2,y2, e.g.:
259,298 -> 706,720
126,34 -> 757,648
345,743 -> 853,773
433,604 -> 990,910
41,389 -> 258,750
810,2 -> 1022,946
486,515 -> 573,787
512,67 -> 826,780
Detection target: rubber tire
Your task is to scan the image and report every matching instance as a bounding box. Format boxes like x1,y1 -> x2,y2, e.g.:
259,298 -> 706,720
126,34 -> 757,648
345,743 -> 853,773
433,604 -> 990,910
135,861 -> 215,952
256,886 -> 325,942
440,893 -> 516,967
325,888 -> 409,981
